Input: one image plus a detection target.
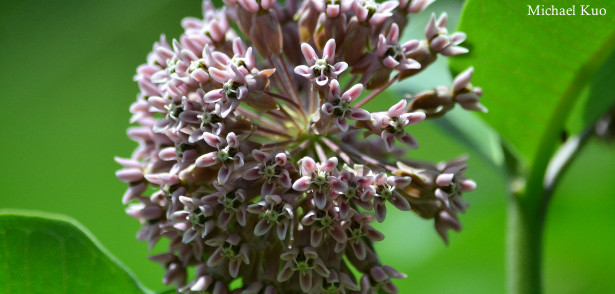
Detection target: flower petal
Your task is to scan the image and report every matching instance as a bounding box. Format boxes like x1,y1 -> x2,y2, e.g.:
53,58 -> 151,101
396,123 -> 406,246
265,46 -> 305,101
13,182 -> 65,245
301,43 -> 318,65
292,176 -> 312,191
323,39 -> 336,63
348,108 -> 371,120
254,218 -> 273,236
195,152 -> 219,167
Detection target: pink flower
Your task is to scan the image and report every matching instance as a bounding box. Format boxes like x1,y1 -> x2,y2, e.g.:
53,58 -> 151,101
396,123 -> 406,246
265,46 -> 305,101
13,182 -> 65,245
247,194 -> 295,240
301,202 -> 347,247
294,39 -> 348,87
371,99 -> 426,151
372,173 -> 412,222
205,234 -> 250,278
292,157 -> 347,209
242,150 -> 293,196
195,132 -> 244,184
360,265 -> 407,294
337,213 -> 384,260
337,166 -> 374,219
170,196 -> 215,244
425,13 -> 468,56
201,185 -> 248,228
321,80 -> 371,132
376,23 -> 421,71
277,247 -> 330,292
118,1 -> 482,292
352,0 -> 399,26
453,67 -> 487,112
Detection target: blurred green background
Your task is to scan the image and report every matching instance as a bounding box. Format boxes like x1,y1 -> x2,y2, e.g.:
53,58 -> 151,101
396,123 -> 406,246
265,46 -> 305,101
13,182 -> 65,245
1,0 -> 614,293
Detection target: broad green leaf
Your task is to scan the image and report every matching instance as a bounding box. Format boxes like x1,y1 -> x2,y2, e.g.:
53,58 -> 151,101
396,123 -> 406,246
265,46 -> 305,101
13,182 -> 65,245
449,0 -> 615,168
0,211 -> 149,294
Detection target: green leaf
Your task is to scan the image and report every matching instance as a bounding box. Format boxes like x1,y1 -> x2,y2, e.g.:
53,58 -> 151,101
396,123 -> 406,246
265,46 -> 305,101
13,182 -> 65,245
582,50 -> 615,130
0,210 -> 150,294
565,49 -> 615,136
449,0 -> 615,168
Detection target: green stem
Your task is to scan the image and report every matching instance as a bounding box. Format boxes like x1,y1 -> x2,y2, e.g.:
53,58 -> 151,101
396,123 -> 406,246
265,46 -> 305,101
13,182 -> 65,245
506,34 -> 615,293
507,194 -> 544,294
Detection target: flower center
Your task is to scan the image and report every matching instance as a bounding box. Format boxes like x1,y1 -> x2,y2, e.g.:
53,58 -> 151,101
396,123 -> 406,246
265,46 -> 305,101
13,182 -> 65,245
345,188 -> 356,199
218,146 -> 236,162
296,261 -> 310,272
313,171 -> 328,187
350,227 -> 363,241
223,80 -> 240,99
263,164 -> 277,179
198,111 -> 215,126
190,208 -> 207,226
313,59 -> 332,76
166,57 -> 178,73
325,284 -> 340,294
333,99 -> 351,117
231,55 -> 247,70
222,193 -> 239,211
222,243 -> 240,258
326,0 -> 341,6
377,184 -> 394,200
386,117 -> 406,134
364,0 -> 378,17
189,59 -> 207,73
318,213 -> 333,228
266,209 -> 281,224
385,45 -> 404,61
165,103 -> 183,120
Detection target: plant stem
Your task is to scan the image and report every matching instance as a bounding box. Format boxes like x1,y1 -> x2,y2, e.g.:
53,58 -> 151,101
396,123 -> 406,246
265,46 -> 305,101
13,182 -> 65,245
507,194 -> 544,294
507,121 -> 597,294
504,39 -> 613,292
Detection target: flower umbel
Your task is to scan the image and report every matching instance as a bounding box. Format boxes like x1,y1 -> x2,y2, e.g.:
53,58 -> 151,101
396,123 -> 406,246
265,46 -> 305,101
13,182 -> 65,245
117,0 -> 484,292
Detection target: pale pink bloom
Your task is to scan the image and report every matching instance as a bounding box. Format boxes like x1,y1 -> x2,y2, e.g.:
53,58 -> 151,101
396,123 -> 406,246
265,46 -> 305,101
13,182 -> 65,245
321,80 -> 371,132
118,1 -> 482,292
352,0 -> 398,26
372,173 -> 412,222
425,13 -> 468,56
247,194 -> 295,240
360,265 -> 406,294
452,67 -> 487,112
243,150 -> 293,196
205,234 -> 250,278
277,247 -> 330,293
292,157 -> 347,209
294,39 -> 348,87
376,23 -> 421,70
195,132 -> 244,184
371,99 -> 426,151
336,213 -> 384,260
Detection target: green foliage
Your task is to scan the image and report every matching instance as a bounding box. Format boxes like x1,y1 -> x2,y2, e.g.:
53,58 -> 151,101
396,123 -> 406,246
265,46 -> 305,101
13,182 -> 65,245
0,211 -> 148,294
448,1 -> 615,293
449,0 -> 615,168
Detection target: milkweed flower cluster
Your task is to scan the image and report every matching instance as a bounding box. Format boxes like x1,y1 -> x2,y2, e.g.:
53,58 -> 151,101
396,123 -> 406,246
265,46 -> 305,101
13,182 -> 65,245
116,0 -> 485,292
